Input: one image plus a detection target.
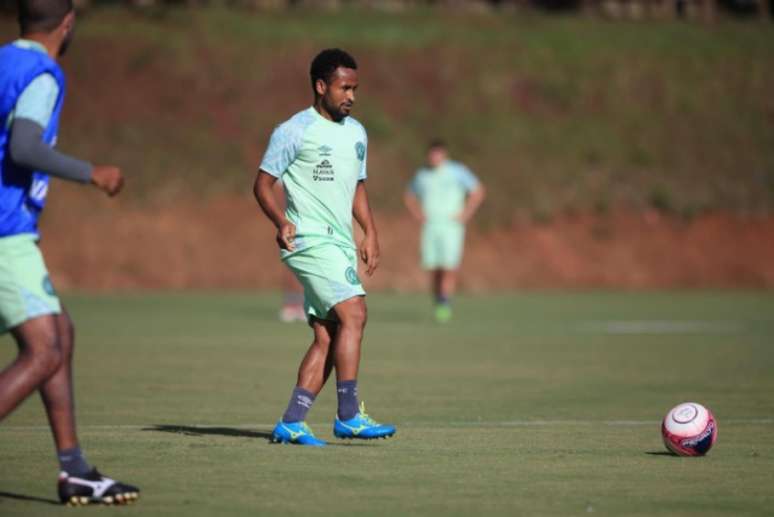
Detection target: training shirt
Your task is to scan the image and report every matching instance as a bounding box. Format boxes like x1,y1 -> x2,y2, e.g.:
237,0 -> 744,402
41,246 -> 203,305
409,160 -> 479,225
259,106 -> 368,258
0,39 -> 66,238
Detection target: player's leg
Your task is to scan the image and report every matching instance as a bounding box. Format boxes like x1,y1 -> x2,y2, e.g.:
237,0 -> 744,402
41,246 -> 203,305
0,315 -> 61,420
41,309 -> 140,506
434,223 -> 465,323
331,296 -> 395,440
271,318 -> 336,447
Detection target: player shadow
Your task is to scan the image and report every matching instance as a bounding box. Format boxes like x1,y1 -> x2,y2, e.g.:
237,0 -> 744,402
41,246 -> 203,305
0,490 -> 60,505
645,450 -> 678,457
143,424 -> 274,440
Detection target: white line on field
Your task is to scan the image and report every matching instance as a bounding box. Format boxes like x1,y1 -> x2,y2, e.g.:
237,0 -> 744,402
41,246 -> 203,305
578,320 -> 746,335
2,418 -> 772,432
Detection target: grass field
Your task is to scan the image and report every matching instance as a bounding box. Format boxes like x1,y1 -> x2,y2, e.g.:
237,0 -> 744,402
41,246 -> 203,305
0,291 -> 773,516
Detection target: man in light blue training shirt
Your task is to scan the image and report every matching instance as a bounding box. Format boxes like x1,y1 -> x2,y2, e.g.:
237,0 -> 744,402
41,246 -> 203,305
0,0 -> 139,505
404,140 -> 486,323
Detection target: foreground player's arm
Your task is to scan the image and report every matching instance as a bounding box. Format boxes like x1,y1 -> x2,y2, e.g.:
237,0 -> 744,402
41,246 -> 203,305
9,71 -> 123,196
403,190 -> 424,224
353,180 -> 380,276
253,171 -> 296,252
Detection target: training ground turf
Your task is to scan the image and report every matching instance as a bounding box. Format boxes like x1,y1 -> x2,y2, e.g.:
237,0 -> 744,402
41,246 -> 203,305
0,292 -> 772,516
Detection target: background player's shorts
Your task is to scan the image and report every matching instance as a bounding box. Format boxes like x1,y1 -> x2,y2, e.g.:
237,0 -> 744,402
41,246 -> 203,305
421,221 -> 465,270
0,234 -> 61,334
283,243 -> 365,322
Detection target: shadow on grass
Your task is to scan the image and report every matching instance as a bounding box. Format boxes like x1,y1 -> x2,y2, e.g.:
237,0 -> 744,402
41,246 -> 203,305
143,424 -> 273,440
0,491 -> 59,505
142,424 -> 381,447
646,450 -> 678,457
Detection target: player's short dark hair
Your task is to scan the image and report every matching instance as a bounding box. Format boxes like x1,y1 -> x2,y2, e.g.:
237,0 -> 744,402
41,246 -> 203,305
428,139 -> 447,151
310,48 -> 357,93
17,0 -> 73,35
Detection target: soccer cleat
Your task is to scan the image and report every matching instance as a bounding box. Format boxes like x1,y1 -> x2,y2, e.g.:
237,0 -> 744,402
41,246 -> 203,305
435,304 -> 452,323
58,468 -> 140,506
271,421 -> 326,447
334,402 -> 396,440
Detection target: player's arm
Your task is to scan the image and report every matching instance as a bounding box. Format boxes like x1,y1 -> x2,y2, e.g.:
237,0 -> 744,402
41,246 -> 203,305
9,74 -> 123,196
458,185 -> 486,224
353,180 -> 380,276
403,190 -> 424,224
253,170 -> 296,252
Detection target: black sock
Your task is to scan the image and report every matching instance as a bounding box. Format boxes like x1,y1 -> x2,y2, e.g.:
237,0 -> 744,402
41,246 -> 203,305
336,380 -> 359,421
281,386 -> 316,423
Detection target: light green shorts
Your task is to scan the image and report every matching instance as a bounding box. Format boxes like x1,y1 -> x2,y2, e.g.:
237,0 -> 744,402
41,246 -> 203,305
0,233 -> 61,334
283,243 -> 366,322
421,222 -> 465,270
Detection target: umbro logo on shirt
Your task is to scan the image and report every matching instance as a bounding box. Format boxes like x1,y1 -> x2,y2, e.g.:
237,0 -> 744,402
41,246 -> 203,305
318,145 -> 333,157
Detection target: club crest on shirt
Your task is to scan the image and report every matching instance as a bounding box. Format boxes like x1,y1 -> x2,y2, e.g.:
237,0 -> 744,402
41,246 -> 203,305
355,142 -> 365,161
313,159 -> 335,182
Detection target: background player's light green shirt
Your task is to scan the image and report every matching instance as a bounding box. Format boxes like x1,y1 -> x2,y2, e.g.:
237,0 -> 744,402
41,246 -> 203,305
409,160 -> 480,224
260,107 -> 368,258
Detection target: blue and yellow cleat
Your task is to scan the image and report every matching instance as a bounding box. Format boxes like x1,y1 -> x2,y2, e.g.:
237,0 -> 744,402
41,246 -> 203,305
271,421 -> 326,447
333,402 -> 396,440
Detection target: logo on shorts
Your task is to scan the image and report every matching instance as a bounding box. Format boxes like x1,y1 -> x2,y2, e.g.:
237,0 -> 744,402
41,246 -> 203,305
345,267 -> 361,286
355,142 -> 365,161
42,276 -> 56,296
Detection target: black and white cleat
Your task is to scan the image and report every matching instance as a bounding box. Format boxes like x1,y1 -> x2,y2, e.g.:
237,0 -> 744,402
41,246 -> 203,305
58,468 -> 140,506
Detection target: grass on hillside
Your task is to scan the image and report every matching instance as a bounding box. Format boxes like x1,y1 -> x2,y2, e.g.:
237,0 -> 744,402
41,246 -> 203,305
0,292 -> 773,516
1,8 -> 773,223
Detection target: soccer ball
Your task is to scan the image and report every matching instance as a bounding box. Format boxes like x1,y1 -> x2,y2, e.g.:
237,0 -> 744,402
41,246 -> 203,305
661,402 -> 717,456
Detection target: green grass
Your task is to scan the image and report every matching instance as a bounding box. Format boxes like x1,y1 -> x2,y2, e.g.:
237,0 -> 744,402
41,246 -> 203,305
0,292 -> 773,515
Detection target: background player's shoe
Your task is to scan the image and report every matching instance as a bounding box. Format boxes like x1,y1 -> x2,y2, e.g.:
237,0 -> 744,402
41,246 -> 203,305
435,304 -> 452,323
334,402 -> 396,440
279,304 -> 307,323
58,468 -> 140,506
271,421 -> 326,446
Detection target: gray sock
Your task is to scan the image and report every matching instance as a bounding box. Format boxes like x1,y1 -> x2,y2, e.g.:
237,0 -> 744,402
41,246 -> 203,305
336,380 -> 359,421
281,387 -> 316,423
57,446 -> 92,476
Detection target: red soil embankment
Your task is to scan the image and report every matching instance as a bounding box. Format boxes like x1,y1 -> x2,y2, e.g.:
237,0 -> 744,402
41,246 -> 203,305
39,190 -> 774,291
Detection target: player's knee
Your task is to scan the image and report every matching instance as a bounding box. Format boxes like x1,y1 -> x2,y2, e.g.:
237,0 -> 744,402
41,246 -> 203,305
342,300 -> 367,332
314,331 -> 333,349
24,333 -> 62,379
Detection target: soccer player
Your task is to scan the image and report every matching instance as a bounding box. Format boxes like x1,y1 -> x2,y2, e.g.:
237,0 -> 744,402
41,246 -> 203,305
0,0 -> 139,505
253,48 -> 395,446
404,140 -> 485,323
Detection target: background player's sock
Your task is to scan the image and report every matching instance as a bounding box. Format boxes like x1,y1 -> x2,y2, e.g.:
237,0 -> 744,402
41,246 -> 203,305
281,386 -> 316,423
436,294 -> 450,306
336,380 -> 359,420
57,446 -> 92,476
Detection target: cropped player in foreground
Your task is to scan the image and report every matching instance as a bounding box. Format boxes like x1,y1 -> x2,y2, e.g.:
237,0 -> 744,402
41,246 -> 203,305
254,49 -> 395,446
404,141 -> 485,323
0,0 -> 139,505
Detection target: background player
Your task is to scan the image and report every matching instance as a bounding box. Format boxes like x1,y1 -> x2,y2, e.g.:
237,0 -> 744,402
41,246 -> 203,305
404,140 -> 486,323
272,179 -> 306,323
0,0 -> 139,505
253,48 -> 395,446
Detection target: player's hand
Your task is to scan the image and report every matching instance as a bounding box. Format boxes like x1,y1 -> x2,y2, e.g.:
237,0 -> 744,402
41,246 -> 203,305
277,221 -> 296,251
91,165 -> 124,197
359,233 -> 380,276
455,212 -> 468,224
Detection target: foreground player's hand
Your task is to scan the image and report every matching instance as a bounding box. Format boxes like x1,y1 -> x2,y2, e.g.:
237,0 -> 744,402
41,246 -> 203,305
359,233 -> 380,276
91,165 -> 124,197
277,221 -> 296,251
